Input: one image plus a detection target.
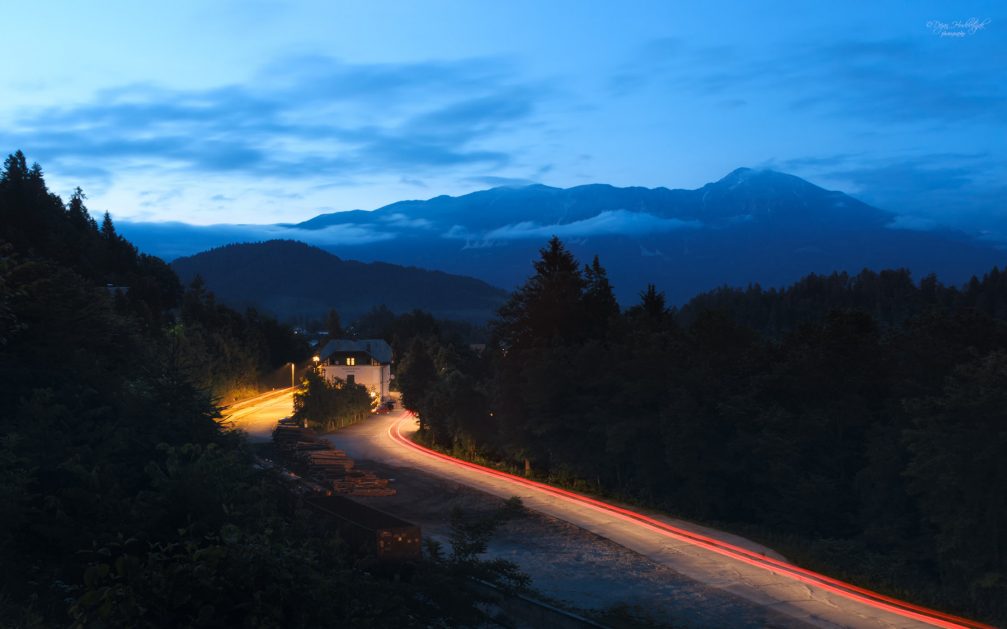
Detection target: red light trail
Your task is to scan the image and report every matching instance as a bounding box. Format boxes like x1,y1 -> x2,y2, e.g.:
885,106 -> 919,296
388,417 -> 993,629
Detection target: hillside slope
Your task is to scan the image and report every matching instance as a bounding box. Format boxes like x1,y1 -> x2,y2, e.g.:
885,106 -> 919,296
170,240 -> 509,323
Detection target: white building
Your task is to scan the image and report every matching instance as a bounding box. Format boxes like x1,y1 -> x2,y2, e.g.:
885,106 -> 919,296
317,339 -> 393,401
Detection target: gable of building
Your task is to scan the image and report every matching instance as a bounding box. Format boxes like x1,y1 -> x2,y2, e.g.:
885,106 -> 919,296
317,338 -> 393,365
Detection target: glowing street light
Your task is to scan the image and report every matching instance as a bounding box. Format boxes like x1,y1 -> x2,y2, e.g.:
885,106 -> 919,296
289,362 -> 295,388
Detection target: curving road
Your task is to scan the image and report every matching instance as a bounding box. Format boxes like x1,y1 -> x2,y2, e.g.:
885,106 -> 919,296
220,388 -> 294,442
326,406 -> 991,629
220,392 -> 990,629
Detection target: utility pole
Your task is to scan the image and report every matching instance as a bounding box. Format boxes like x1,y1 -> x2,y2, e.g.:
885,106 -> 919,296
290,362 -> 295,388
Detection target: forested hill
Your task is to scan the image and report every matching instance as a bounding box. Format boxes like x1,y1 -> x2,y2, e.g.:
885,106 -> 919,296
171,239 -> 509,323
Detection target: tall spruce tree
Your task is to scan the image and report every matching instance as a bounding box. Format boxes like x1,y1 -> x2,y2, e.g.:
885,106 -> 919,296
583,254 -> 620,340
494,236 -> 586,350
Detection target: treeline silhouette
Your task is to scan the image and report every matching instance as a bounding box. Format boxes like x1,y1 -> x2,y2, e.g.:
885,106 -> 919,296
400,236 -> 1007,625
0,152 -> 524,626
0,150 -> 305,400
677,266 -> 1007,335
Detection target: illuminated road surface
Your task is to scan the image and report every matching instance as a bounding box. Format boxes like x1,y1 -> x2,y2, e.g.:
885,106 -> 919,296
326,408 -> 991,629
220,388 -> 293,442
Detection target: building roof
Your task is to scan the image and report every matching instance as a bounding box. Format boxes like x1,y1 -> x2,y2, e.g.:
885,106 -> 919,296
317,339 -> 393,364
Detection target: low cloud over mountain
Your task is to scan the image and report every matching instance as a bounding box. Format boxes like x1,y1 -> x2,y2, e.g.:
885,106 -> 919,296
123,168 -> 1006,305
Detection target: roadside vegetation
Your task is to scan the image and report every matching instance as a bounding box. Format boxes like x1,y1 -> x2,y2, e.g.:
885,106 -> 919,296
0,152 -> 525,627
400,236 -> 1007,626
293,369 -> 373,431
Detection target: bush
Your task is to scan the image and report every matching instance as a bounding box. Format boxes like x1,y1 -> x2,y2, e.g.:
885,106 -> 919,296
293,369 -> 373,431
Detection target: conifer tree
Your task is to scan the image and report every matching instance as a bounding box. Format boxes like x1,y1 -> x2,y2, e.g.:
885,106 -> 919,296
100,211 -> 117,240
583,254 -> 620,339
0,150 -> 28,185
495,236 -> 586,350
67,187 -> 97,232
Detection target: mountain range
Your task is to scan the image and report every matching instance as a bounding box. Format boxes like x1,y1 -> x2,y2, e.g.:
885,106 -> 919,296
170,240 -> 508,323
123,168 -> 1006,306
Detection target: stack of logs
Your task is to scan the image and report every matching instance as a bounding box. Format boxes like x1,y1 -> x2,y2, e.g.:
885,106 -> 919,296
273,418 -> 396,497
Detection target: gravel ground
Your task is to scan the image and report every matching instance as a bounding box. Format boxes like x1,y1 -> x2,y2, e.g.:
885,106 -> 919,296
349,459 -> 811,629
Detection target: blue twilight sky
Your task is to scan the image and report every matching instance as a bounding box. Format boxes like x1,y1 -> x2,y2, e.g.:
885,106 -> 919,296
0,1 -> 1003,235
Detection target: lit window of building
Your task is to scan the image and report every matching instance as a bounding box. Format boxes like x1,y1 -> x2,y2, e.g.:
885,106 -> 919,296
346,357 -> 356,366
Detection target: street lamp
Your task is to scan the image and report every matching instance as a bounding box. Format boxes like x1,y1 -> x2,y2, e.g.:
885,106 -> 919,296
290,362 -> 295,388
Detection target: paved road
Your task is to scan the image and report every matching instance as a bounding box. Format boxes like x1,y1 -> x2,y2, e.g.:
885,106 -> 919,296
325,406 -> 988,629
219,392 -> 987,628
220,388 -> 293,442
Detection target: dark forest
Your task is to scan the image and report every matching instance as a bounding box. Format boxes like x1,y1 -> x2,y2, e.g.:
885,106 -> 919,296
399,237 -> 1007,625
0,153 -> 526,627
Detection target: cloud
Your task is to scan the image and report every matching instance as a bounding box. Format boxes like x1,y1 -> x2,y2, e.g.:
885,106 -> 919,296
139,188 -> 184,208
777,151 -> 1000,205
117,220 -> 396,260
480,210 -> 700,240
771,151 -> 1007,238
465,175 -> 540,187
380,213 -> 433,229
443,225 -> 474,240
766,154 -> 864,170
440,210 -> 699,245
615,35 -> 1007,125
255,54 -> 519,108
399,176 -> 427,188
0,54 -> 547,184
889,215 -> 940,231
